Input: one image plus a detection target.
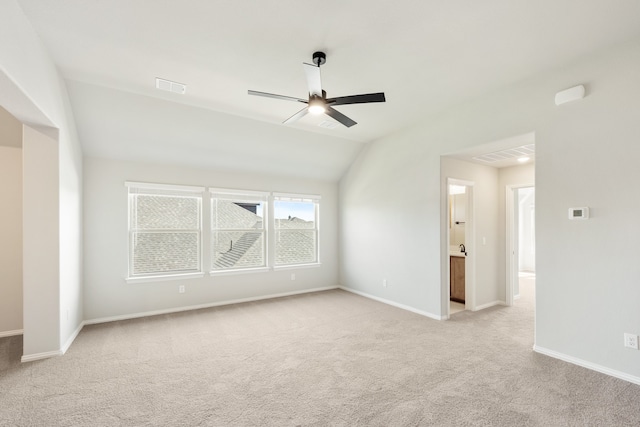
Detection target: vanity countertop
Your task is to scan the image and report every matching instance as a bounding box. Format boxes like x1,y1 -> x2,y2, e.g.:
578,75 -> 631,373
449,245 -> 466,257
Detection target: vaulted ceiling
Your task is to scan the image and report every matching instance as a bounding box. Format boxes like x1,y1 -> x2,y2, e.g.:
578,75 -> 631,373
16,0 -> 640,180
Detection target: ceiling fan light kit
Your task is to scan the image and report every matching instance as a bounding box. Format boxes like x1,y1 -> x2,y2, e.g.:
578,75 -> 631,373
308,94 -> 327,114
248,51 -> 385,128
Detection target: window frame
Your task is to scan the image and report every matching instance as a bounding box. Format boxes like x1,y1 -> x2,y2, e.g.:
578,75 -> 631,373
125,184 -> 322,281
126,182 -> 205,283
272,192 -> 321,268
209,188 -> 270,274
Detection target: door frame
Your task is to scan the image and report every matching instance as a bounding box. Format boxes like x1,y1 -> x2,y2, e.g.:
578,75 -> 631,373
505,184 -> 534,306
446,178 -> 475,318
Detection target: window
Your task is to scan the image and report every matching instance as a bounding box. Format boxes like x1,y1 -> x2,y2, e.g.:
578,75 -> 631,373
126,185 -> 320,279
273,194 -> 320,266
127,182 -> 203,279
210,189 -> 268,272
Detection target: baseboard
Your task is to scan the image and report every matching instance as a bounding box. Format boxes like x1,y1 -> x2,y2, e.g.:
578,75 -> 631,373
21,349 -> 63,363
85,286 -> 339,325
0,329 -> 23,338
474,300 -> 505,311
10,324 -> 84,362
339,286 -> 443,320
533,345 -> 640,386
61,321 -> 85,355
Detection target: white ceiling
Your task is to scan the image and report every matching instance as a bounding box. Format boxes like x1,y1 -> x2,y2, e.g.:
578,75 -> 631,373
15,0 -> 640,180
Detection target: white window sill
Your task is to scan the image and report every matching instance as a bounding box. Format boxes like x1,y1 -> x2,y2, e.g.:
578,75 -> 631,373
126,272 -> 204,284
273,263 -> 321,271
210,266 -> 270,277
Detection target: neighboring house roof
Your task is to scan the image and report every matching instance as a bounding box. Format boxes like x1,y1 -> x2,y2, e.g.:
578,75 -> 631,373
132,195 -> 200,275
213,230 -> 262,269
212,199 -> 262,230
132,197 -> 317,273
273,229 -> 315,265
212,202 -> 316,269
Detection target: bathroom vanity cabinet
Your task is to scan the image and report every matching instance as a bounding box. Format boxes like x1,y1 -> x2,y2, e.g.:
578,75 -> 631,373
450,255 -> 465,303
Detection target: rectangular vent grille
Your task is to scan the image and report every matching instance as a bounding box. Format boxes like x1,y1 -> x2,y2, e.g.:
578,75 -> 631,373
473,144 -> 535,163
156,78 -> 186,94
318,120 -> 338,129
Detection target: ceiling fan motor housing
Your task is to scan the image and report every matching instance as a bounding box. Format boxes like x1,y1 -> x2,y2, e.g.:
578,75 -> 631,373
312,51 -> 326,66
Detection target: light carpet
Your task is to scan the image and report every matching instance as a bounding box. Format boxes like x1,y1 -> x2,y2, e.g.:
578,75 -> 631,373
1,282 -> 639,426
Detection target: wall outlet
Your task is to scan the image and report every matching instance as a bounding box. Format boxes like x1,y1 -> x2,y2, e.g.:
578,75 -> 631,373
291,273 -> 296,281
624,333 -> 638,349
179,285 -> 185,294
382,279 -> 387,288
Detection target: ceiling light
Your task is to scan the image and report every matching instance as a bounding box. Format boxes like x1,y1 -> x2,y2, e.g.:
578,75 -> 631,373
308,98 -> 326,115
517,157 -> 530,163
308,105 -> 325,115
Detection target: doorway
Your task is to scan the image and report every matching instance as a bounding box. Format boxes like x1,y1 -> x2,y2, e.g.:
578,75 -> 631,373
506,186 -> 535,305
447,179 -> 474,317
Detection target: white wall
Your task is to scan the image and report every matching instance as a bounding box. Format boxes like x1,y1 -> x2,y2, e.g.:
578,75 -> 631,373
0,146 -> 23,335
340,40 -> 640,381
83,157 -> 338,321
58,89 -> 83,354
0,0 -> 83,359
339,137 -> 442,318
22,126 -> 60,355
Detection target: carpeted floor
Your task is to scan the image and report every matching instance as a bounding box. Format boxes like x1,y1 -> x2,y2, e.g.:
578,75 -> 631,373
1,282 -> 639,426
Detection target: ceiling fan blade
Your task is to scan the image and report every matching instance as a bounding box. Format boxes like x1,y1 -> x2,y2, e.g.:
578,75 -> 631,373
327,92 -> 386,106
248,90 -> 306,103
303,63 -> 322,97
326,107 -> 357,128
283,107 -> 309,125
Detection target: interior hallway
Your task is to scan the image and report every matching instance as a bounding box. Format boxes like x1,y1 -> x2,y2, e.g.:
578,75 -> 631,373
450,271 -> 535,316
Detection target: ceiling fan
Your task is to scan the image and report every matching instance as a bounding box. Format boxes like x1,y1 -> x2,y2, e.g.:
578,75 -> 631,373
248,51 -> 385,128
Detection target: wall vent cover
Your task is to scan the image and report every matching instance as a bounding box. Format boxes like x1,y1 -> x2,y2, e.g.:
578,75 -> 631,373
473,144 -> 535,163
156,78 -> 186,94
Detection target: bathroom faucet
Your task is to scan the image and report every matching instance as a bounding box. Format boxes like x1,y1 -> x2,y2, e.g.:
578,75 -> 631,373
459,244 -> 466,253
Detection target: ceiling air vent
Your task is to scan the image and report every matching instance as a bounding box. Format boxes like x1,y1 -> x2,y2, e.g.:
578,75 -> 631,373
473,144 -> 535,163
318,120 -> 338,129
155,77 -> 186,94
